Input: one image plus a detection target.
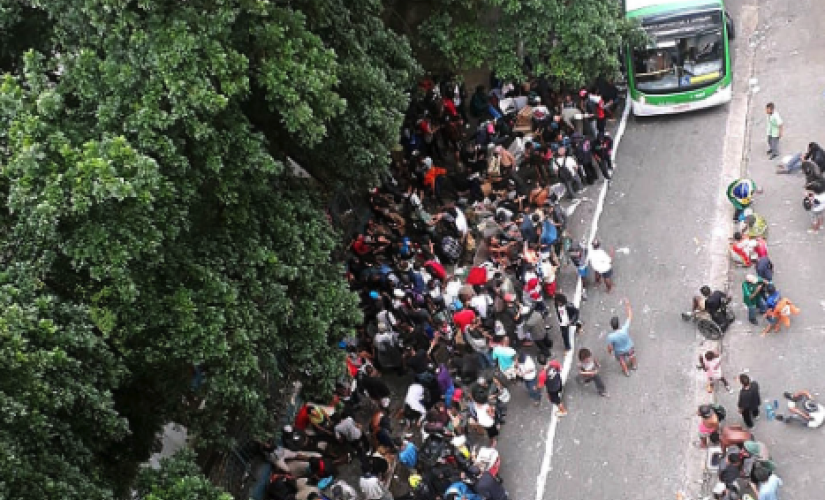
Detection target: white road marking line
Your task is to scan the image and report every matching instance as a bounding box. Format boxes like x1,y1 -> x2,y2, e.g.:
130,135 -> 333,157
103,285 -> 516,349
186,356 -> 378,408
534,94 -> 631,500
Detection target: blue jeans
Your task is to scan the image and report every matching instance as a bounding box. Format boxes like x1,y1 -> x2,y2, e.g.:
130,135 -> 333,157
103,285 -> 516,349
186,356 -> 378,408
479,351 -> 494,369
747,297 -> 767,322
785,152 -> 803,172
524,378 -> 541,402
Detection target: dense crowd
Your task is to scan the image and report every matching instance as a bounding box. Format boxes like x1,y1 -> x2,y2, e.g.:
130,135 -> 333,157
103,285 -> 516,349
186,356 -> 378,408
256,73 -> 630,500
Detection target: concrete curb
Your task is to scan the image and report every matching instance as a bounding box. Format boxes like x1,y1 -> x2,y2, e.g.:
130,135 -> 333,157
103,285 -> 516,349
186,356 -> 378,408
682,3 -> 761,499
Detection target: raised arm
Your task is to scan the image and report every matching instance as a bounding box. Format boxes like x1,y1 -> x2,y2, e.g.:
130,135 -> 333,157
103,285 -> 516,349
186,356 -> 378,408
624,299 -> 633,322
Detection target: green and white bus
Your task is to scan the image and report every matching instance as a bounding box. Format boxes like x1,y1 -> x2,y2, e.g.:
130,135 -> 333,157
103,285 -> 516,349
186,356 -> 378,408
624,0 -> 735,116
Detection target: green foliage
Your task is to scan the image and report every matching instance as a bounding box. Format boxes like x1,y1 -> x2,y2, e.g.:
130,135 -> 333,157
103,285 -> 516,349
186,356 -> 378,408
419,0 -> 646,88
0,0 -> 410,498
135,451 -> 233,500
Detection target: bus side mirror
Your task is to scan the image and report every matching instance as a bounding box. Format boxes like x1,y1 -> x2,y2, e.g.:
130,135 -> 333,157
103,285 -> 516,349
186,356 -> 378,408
725,12 -> 736,40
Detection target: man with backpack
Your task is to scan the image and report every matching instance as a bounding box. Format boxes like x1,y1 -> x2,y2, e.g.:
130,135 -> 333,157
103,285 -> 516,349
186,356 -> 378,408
573,133 -> 599,185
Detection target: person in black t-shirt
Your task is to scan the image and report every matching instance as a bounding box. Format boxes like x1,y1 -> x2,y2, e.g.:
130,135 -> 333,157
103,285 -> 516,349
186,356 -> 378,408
696,285 -> 732,332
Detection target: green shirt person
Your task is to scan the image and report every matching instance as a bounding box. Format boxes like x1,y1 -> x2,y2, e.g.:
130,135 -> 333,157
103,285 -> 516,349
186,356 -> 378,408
742,274 -> 766,325
766,102 -> 784,159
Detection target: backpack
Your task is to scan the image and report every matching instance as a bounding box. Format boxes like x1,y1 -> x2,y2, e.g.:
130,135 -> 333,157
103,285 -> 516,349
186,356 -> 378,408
750,459 -> 774,483
419,435 -> 447,469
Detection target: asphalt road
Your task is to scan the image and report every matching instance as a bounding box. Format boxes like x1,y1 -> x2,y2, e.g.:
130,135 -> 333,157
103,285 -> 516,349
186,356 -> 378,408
496,1 -> 825,500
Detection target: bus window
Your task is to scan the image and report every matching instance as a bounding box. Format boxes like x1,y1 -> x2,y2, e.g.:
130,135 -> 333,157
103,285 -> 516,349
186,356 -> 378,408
633,30 -> 723,93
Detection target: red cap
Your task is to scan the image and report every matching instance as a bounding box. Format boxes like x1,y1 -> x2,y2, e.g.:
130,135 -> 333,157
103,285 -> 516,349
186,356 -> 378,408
549,360 -> 562,370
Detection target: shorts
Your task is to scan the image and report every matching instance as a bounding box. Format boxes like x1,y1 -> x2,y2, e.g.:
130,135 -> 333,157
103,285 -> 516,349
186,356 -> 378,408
766,316 -> 778,325
577,265 -> 589,278
547,390 -> 562,405
614,347 -> 635,362
597,268 -> 613,279
484,425 -> 499,438
810,210 -> 824,222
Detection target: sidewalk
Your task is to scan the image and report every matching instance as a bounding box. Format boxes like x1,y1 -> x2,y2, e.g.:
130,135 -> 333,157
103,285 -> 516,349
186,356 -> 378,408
715,0 -> 825,497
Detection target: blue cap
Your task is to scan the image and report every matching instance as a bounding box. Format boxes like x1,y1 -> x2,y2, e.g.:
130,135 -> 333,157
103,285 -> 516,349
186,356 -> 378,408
369,291 -> 379,299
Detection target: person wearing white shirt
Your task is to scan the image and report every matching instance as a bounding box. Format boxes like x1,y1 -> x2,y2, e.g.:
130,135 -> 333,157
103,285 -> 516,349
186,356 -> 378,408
517,352 -> 541,405
588,239 -> 614,293
359,471 -> 391,500
470,291 -> 493,319
403,383 -> 427,425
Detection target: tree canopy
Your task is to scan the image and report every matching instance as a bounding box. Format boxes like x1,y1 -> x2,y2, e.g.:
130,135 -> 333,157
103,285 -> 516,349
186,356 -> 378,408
416,0 -> 645,87
0,0 -> 417,498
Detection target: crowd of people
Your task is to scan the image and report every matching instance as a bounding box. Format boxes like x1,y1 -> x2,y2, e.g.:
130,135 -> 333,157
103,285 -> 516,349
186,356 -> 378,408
256,73 -> 630,500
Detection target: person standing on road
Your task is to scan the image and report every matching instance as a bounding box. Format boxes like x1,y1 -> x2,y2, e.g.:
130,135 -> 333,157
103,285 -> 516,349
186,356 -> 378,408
742,274 -> 767,326
606,299 -> 636,376
698,350 -> 732,394
589,239 -> 615,293
553,293 -> 580,352
766,102 -> 783,160
538,359 -> 568,417
737,373 -> 761,428
517,352 -> 541,406
576,347 -> 608,397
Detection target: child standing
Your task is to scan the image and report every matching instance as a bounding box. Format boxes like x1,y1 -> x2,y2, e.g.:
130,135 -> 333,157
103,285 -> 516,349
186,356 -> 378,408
698,350 -> 731,394
576,348 -> 608,397
538,359 -> 568,417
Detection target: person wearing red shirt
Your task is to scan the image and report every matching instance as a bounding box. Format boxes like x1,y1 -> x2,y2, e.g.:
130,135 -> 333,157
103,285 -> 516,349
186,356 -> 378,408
453,307 -> 476,334
591,87 -> 607,136
442,96 -> 458,118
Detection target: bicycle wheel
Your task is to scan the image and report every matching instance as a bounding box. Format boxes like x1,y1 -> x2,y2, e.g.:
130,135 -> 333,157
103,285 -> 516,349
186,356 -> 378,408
697,318 -> 723,340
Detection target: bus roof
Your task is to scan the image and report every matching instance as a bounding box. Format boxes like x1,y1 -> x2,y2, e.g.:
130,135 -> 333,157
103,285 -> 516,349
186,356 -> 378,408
625,0 -> 723,18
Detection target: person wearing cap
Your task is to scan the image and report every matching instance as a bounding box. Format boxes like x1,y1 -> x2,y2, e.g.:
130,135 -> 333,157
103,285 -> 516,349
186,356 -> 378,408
742,275 -> 767,326
589,239 -> 614,293
697,404 -> 721,448
537,359 -> 567,417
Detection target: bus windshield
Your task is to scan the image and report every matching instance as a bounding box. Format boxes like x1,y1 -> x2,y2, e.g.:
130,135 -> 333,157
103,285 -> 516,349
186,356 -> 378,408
632,11 -> 725,93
